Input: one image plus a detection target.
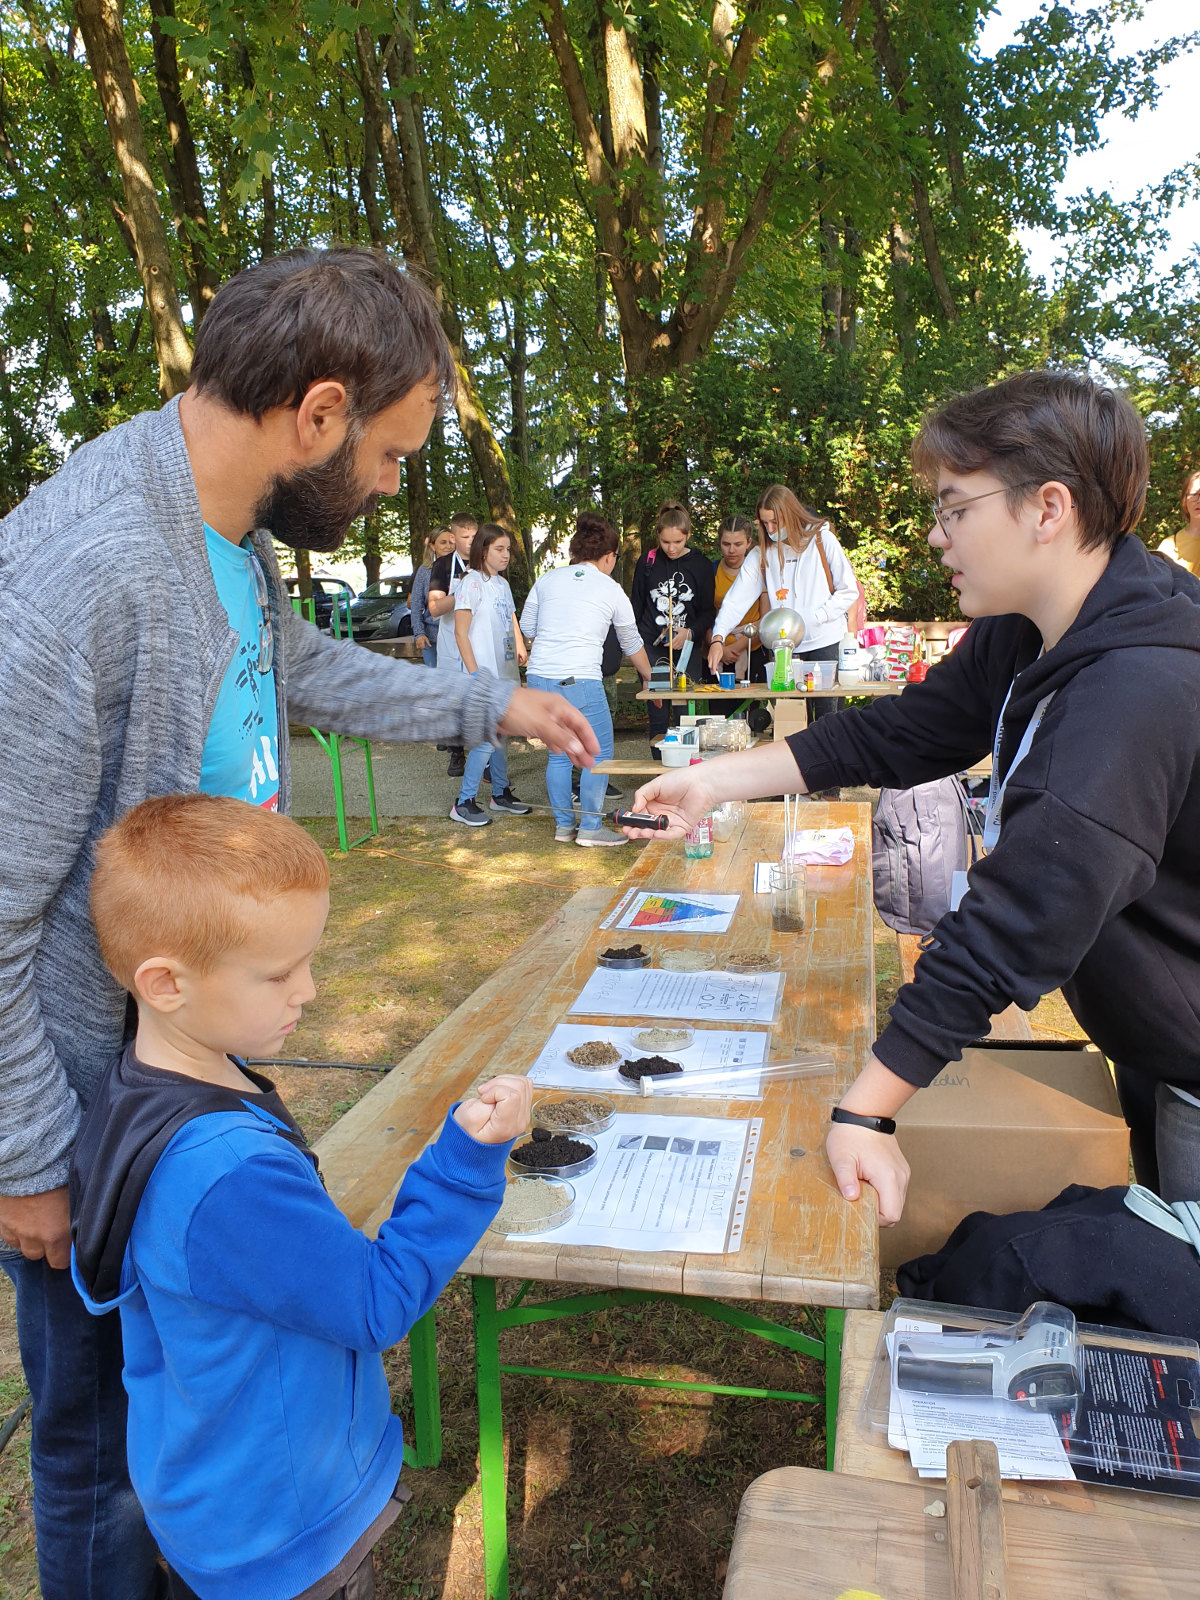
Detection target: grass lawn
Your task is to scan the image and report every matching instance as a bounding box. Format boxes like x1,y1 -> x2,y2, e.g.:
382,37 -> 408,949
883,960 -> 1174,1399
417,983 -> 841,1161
0,813 -> 1085,1600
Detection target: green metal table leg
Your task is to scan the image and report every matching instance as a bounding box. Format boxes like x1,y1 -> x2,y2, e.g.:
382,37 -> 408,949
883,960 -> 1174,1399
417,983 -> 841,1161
407,1307 -> 442,1469
327,733 -> 349,854
362,740 -> 378,837
472,1276 -> 510,1600
824,1307 -> 845,1471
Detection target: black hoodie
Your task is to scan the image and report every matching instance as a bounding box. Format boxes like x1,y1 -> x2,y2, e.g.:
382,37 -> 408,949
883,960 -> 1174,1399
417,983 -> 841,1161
788,535 -> 1200,1089
70,1043 -> 314,1304
630,547 -> 716,656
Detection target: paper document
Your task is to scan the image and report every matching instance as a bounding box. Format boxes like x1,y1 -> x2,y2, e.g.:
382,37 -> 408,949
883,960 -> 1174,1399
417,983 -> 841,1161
569,965 -> 783,1024
508,1114 -> 761,1253
600,887 -> 740,935
887,1319 -> 1074,1481
528,1023 -> 769,1096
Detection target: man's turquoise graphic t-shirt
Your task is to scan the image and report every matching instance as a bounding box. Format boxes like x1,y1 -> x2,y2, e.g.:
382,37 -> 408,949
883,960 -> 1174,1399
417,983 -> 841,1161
199,525 -> 280,809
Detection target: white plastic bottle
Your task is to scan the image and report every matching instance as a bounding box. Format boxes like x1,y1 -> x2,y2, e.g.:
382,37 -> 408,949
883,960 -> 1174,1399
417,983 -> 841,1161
837,630 -> 863,685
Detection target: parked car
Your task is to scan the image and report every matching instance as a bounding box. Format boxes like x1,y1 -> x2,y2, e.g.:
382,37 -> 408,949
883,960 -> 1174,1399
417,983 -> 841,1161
344,574 -> 414,640
283,575 -> 356,632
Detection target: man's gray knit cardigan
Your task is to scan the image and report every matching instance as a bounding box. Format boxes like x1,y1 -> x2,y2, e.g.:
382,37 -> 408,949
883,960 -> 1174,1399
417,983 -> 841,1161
0,398 -> 516,1197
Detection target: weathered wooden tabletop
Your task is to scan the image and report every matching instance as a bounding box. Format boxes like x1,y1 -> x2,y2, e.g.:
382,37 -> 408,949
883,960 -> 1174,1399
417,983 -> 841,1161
722,1462 -> 1200,1598
316,801 -> 879,1309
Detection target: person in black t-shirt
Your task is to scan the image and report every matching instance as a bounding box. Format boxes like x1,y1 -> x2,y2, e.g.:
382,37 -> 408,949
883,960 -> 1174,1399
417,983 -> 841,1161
630,501 -> 716,754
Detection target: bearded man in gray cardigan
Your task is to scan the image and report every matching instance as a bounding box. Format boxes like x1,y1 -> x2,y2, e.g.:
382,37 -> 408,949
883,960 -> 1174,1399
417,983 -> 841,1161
0,248 -> 597,1600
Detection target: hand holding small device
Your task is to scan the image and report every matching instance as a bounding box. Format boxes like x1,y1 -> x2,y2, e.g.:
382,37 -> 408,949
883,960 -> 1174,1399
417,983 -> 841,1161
613,810 -> 669,831
454,1075 -> 533,1144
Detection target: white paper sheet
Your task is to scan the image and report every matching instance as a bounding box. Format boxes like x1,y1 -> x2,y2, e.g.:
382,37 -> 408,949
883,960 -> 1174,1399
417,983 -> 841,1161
507,1115 -> 761,1253
527,1023 -> 769,1097
887,1318 -> 1074,1481
569,965 -> 783,1024
599,887 -> 741,935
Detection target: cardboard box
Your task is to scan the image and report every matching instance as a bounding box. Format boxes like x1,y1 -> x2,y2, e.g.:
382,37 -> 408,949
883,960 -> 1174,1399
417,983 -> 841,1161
881,1043 -> 1130,1270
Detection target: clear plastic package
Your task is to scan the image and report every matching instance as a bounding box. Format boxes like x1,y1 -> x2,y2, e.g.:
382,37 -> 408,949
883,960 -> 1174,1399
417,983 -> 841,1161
859,1297 -> 1200,1494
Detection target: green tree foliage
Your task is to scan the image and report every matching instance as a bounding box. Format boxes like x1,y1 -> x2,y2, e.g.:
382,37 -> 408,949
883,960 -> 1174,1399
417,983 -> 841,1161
0,0 -> 1196,610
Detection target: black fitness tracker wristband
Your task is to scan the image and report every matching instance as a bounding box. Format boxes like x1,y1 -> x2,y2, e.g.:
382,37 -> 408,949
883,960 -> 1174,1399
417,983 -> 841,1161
830,1106 -> 897,1136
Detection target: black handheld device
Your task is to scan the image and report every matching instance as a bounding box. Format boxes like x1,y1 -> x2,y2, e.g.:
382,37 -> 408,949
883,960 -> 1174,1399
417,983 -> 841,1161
614,810 -> 670,831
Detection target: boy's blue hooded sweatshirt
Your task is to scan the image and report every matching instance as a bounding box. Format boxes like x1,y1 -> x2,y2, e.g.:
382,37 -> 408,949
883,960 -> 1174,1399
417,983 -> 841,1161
70,1045 -> 508,1600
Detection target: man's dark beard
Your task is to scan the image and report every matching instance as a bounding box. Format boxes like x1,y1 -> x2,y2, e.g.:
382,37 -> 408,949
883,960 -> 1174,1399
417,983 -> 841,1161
254,431 -> 379,553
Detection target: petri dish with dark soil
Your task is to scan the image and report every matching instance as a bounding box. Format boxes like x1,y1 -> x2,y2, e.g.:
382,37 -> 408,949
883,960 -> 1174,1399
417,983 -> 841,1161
508,1128 -> 598,1179
597,943 -> 651,969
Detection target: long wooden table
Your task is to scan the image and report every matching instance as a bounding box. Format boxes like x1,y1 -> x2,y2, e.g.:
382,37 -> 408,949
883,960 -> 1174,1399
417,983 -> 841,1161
316,802 -> 879,1598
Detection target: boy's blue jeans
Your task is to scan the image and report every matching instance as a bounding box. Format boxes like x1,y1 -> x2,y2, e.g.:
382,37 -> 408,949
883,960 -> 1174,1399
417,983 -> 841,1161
458,740 -> 507,805
527,675 -> 613,829
1,1254 -> 162,1600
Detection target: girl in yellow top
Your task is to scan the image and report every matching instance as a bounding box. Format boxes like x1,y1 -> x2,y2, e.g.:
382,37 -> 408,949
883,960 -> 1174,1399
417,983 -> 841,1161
710,515 -> 761,679
1157,470 -> 1200,575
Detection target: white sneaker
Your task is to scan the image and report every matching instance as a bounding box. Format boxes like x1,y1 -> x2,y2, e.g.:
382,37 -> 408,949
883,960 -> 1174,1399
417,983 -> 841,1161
575,826 -> 628,848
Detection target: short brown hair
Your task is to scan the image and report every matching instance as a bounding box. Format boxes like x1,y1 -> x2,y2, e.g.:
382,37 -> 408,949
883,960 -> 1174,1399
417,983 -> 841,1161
912,370 -> 1148,555
569,512 -> 619,563
190,248 -> 457,423
449,511 -> 478,531
91,795 -> 330,990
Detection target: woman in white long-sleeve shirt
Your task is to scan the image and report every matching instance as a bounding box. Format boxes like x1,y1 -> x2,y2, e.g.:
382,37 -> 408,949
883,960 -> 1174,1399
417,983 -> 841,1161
522,513 -> 653,846
707,483 -> 859,720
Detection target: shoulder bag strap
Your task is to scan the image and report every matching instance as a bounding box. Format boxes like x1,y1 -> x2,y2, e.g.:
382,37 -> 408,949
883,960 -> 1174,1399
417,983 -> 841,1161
814,526 -> 835,596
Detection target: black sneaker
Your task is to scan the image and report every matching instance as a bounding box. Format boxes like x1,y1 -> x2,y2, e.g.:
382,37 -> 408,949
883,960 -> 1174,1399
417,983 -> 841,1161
480,770 -> 492,785
489,787 -> 532,815
450,799 -> 491,827
446,748 -> 465,777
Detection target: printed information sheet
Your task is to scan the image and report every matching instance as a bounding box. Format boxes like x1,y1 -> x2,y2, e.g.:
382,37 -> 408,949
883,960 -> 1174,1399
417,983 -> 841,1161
599,887 -> 741,935
509,1114 -> 762,1253
528,1022 -> 769,1097
569,965 -> 783,1024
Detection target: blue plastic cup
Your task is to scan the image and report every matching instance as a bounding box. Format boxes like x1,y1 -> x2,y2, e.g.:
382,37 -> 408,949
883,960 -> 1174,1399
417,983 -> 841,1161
718,671 -> 736,690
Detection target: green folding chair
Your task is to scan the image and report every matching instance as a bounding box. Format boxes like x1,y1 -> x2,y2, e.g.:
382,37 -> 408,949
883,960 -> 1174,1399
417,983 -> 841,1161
291,593 -> 379,852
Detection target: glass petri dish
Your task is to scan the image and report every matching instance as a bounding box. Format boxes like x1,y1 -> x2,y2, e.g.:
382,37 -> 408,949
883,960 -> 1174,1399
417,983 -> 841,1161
488,1175 -> 576,1235
629,1024 -> 695,1055
656,948 -> 717,972
532,1091 -> 617,1137
507,1133 -> 598,1181
597,946 -> 651,969
722,949 -> 783,974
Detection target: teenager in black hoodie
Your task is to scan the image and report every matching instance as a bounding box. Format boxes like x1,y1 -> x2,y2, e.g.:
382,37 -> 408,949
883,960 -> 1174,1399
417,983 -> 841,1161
627,371 -> 1200,1220
630,501 -> 716,752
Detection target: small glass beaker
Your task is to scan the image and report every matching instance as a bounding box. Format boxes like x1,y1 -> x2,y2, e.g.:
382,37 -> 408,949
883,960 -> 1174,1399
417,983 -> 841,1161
728,715 -> 750,751
770,862 -> 806,933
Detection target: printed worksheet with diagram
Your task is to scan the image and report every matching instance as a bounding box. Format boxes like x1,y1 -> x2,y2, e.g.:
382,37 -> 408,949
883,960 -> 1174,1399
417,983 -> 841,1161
508,1114 -> 762,1253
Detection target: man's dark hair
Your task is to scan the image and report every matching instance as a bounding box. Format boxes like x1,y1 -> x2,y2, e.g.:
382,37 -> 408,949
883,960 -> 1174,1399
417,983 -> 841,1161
449,511 -> 479,531
190,248 -> 457,421
570,512 -> 620,563
912,370 -> 1148,555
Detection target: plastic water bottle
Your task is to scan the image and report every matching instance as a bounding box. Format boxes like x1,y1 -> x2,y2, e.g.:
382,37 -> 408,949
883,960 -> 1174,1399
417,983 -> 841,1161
683,758 -> 714,858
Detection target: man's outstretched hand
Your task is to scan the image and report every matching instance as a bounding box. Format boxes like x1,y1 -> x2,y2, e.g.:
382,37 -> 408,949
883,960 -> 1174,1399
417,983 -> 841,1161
454,1075 -> 533,1145
498,688 -> 600,768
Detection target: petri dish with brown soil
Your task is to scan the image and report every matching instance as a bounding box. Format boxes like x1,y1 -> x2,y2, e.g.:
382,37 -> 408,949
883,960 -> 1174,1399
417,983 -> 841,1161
597,943 -> 651,969
532,1091 -> 616,1137
564,1039 -> 622,1070
722,949 -> 783,974
488,1175 -> 576,1235
508,1128 -> 598,1179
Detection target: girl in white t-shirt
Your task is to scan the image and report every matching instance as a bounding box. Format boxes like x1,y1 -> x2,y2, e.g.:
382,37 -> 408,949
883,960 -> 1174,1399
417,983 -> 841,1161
450,526 -> 530,826
708,483 -> 860,720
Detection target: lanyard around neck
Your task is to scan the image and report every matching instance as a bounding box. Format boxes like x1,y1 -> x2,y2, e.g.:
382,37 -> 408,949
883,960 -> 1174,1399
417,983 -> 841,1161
983,678 -> 1055,849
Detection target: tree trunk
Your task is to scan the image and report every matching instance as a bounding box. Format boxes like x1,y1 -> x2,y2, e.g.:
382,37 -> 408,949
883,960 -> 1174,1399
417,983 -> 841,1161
147,0 -> 218,325
74,0 -> 191,397
362,514 -> 383,586
889,220 -> 916,362
405,449 -> 430,569
294,548 -> 313,613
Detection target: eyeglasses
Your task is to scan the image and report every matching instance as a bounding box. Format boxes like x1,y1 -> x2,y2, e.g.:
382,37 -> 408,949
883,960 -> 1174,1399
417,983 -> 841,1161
247,551 -> 275,675
928,485 -> 1019,538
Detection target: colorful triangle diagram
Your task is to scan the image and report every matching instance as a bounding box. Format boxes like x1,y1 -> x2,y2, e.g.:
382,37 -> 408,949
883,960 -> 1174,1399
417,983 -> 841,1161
628,894 -> 722,927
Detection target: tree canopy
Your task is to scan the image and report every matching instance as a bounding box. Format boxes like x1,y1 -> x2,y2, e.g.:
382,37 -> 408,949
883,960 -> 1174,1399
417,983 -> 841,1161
1,0 -> 1196,612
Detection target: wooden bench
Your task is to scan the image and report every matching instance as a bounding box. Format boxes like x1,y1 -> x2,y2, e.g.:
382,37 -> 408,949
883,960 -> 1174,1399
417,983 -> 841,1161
896,930 -> 1033,1041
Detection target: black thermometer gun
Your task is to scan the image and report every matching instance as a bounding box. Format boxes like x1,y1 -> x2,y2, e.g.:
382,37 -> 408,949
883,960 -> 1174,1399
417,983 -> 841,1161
614,811 -> 670,831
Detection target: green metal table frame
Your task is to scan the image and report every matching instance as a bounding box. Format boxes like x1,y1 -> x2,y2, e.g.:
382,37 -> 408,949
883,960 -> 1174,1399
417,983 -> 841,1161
467,1277 -> 845,1600
290,595 -> 380,853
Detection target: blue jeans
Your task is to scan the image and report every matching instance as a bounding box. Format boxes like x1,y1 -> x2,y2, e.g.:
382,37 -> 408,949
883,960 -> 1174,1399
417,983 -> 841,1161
528,675 -> 613,830
458,739 -> 507,804
1,1255 -> 162,1600
421,644 -> 437,669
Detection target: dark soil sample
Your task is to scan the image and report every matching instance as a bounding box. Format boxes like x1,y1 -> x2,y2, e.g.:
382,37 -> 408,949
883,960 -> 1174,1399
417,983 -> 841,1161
510,1130 -> 595,1170
618,1055 -> 685,1082
771,912 -> 806,933
600,944 -> 647,959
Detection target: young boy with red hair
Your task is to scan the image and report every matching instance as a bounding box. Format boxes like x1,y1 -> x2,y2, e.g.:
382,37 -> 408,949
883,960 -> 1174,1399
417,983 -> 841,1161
70,793 -> 530,1600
